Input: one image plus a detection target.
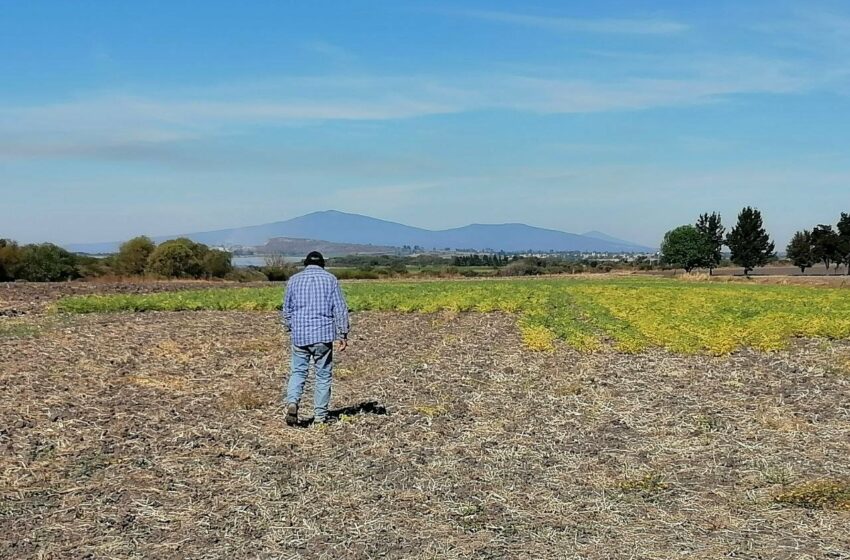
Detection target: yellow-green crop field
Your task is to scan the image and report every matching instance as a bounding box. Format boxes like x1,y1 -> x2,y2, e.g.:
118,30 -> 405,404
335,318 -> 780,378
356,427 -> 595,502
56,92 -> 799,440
55,278 -> 850,354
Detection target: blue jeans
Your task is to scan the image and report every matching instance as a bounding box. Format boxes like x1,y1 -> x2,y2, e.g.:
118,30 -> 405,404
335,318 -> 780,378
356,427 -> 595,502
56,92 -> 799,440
286,342 -> 333,421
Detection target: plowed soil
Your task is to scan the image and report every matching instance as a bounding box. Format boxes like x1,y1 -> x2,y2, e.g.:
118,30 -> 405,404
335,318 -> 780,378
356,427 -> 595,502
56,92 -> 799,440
1,284 -> 849,559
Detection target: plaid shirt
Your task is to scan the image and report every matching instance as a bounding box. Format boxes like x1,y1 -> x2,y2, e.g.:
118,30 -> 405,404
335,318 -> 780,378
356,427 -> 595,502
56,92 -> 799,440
282,265 -> 350,347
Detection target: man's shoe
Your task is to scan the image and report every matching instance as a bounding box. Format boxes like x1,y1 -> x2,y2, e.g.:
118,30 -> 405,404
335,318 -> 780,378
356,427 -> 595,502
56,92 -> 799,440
285,402 -> 299,426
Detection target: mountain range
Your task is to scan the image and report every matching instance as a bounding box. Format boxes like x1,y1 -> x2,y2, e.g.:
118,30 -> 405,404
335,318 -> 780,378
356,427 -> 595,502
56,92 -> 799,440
66,210 -> 654,254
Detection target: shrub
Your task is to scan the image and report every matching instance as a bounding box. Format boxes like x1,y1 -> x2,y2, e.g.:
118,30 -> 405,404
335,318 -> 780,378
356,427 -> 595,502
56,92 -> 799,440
498,258 -> 546,276
331,268 -> 380,280
143,238 -> 232,279
203,249 -> 233,278
16,243 -> 79,282
116,236 -> 155,276
0,239 -> 22,281
387,261 -> 409,276
146,240 -> 202,278
75,254 -> 114,278
262,256 -> 299,281
224,268 -> 268,282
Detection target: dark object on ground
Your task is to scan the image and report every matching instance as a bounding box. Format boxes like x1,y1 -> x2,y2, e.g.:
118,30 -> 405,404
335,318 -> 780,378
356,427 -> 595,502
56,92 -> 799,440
0,309 -> 25,317
289,401 -> 389,428
329,400 -> 388,419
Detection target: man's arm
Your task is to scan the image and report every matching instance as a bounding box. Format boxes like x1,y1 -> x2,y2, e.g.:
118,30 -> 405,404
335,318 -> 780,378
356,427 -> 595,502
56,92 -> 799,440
331,280 -> 350,343
281,282 -> 293,332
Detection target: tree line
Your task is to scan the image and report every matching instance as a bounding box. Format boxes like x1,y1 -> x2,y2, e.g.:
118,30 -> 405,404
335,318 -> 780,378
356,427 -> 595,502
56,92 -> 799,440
786,214 -> 850,274
451,254 -> 513,267
661,207 -> 850,275
0,236 -> 235,282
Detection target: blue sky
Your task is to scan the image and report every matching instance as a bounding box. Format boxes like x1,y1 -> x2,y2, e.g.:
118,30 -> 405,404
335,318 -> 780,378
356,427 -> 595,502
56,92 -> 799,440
2,0 -> 849,247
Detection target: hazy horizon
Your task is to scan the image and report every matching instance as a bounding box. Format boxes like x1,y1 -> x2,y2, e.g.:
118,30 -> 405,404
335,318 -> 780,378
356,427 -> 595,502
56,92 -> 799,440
62,209 -> 650,247
3,1 -> 849,248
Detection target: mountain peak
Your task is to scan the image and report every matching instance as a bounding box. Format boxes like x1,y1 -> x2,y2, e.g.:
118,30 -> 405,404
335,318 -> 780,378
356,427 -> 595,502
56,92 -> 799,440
66,212 -> 654,254
582,230 -> 643,247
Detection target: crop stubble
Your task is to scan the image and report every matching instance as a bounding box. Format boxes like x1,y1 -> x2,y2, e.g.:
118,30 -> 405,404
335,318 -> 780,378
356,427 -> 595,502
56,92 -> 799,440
1,296 -> 849,558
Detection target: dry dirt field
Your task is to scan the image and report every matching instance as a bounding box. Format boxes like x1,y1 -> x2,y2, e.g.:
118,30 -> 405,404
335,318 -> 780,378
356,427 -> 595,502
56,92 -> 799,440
1,283 -> 849,559
643,264 -> 850,286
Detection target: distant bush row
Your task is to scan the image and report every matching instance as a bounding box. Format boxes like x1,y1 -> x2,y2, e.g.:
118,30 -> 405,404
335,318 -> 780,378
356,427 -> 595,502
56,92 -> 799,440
0,236 -> 239,282
114,237 -> 235,279
1,237 -> 658,284
0,240 -> 86,282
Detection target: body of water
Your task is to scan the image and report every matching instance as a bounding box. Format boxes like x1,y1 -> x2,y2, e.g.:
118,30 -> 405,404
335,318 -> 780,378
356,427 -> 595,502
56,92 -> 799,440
231,255 -> 301,267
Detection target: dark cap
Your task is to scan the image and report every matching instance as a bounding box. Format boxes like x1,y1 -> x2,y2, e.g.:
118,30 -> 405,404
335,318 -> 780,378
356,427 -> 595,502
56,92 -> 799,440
304,251 -> 325,268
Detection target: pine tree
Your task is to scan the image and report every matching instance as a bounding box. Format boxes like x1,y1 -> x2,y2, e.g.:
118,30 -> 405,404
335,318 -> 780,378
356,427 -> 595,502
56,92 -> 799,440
838,213 -> 850,275
695,212 -> 725,275
811,224 -> 841,274
725,207 -> 775,277
786,230 -> 815,274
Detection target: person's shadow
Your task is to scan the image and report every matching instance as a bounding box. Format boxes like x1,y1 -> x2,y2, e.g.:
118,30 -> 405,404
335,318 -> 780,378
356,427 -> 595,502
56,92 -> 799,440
293,400 -> 388,428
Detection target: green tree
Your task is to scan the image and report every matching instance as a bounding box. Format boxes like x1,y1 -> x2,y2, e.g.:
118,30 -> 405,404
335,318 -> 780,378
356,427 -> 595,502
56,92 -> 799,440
725,207 -> 775,277
811,224 -> 841,273
660,225 -> 709,273
695,212 -> 725,275
177,237 -> 210,263
146,240 -> 203,278
838,213 -> 850,275
116,236 -> 156,276
0,239 -> 22,281
202,249 -> 233,278
16,243 -> 80,282
786,230 -> 816,274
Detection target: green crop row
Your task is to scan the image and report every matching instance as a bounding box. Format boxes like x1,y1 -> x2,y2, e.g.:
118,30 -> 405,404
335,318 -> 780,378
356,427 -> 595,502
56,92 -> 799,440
54,278 -> 850,354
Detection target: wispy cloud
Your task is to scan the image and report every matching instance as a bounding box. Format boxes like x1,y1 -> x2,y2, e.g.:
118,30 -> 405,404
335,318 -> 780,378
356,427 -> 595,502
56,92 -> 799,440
446,9 -> 688,35
300,40 -> 358,65
0,50 -> 814,165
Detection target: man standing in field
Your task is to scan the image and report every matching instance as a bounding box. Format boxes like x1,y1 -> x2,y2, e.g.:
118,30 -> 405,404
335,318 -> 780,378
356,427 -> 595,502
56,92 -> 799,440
282,251 -> 350,426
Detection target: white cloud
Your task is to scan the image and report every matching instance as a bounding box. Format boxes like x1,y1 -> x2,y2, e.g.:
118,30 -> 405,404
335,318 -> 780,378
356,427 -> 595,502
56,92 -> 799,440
300,40 -> 358,65
445,9 -> 689,35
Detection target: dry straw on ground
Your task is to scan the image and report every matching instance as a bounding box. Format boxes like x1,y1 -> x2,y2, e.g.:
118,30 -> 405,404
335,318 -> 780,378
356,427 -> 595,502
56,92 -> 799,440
1,283 -> 850,559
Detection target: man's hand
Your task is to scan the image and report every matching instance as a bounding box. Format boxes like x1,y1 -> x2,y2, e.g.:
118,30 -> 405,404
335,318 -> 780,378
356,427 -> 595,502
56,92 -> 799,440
338,339 -> 349,352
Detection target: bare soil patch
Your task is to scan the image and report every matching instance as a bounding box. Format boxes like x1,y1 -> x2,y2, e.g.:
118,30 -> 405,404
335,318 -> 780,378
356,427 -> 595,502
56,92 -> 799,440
2,309 -> 849,558
640,267 -> 850,287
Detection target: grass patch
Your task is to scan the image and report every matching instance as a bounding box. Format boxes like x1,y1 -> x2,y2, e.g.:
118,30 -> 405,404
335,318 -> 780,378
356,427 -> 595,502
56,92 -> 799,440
760,463 -> 795,486
54,278 -> 850,354
414,404 -> 448,417
774,479 -> 850,510
617,471 -> 670,496
0,320 -> 41,338
224,390 -> 267,411
334,367 -> 359,380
